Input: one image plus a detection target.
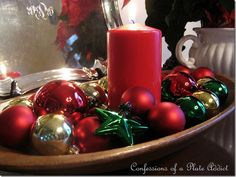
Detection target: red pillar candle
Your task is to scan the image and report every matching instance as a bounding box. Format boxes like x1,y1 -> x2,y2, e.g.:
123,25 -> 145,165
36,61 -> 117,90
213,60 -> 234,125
108,24 -> 162,109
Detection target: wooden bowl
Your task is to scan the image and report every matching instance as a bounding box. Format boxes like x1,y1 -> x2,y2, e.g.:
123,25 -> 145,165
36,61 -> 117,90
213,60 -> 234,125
0,74 -> 234,175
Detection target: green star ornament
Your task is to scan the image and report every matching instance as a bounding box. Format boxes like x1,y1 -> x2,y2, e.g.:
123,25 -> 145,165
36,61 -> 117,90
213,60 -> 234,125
95,108 -> 148,145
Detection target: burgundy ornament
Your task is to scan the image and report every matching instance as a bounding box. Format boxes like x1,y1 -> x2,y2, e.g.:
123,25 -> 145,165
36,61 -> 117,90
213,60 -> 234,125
0,106 -> 37,148
74,116 -> 111,153
170,65 -> 191,75
68,112 -> 83,125
191,67 -> 215,81
120,87 -> 156,115
161,70 -> 171,81
147,102 -> 186,136
33,80 -> 88,117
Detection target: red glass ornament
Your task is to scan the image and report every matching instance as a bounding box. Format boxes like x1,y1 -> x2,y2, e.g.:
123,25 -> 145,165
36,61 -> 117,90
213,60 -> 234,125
0,106 -> 37,148
147,102 -> 186,135
161,70 -> 171,81
170,65 -> 191,75
68,112 -> 83,125
191,67 -> 215,81
166,72 -> 197,97
74,116 -> 111,153
120,87 -> 156,115
33,80 -> 88,117
28,94 -> 35,102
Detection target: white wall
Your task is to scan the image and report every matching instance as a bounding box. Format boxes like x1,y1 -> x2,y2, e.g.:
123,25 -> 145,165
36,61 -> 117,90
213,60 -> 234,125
119,0 -> 201,66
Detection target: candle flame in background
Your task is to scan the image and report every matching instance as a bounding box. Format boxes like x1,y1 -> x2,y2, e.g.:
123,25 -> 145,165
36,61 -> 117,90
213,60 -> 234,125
128,1 -> 136,24
60,68 -> 73,80
0,63 -> 7,78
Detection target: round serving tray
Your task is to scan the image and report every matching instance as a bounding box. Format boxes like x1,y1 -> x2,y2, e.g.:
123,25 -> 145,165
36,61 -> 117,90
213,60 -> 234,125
0,74 -> 234,175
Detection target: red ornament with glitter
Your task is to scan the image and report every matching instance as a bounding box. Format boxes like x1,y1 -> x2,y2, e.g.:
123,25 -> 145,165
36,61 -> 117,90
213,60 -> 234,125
163,72 -> 197,98
33,80 -> 88,117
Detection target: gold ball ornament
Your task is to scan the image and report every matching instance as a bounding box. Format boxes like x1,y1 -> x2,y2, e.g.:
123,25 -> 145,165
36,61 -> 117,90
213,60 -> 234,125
80,82 -> 108,109
98,76 -> 108,92
31,114 -> 73,155
3,98 -> 33,110
192,90 -> 220,116
196,77 -> 214,87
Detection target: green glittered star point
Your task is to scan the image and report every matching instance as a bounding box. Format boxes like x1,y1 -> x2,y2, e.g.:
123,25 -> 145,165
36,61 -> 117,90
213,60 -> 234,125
95,108 -> 148,145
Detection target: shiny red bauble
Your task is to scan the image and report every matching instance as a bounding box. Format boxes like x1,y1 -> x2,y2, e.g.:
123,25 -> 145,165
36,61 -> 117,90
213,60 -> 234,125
0,106 -> 37,148
68,112 -> 83,125
191,67 -> 215,81
74,116 -> 111,153
120,87 -> 156,115
147,102 -> 186,136
165,72 -> 197,97
171,65 -> 191,75
33,80 -> 88,117
28,94 -> 35,102
161,70 -> 171,81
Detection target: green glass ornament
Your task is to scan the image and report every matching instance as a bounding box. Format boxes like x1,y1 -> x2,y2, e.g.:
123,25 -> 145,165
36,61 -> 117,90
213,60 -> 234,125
161,79 -> 175,102
176,96 -> 206,127
202,80 -> 228,104
192,90 -> 220,116
95,108 -> 148,146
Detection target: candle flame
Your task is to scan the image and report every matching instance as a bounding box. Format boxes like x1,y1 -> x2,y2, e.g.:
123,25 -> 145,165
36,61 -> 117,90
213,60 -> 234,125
60,68 -> 73,80
0,63 -> 7,78
128,1 -> 136,24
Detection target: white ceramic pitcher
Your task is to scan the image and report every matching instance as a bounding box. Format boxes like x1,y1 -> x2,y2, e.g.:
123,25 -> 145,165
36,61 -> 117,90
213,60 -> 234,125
176,27 -> 235,156
176,28 -> 235,79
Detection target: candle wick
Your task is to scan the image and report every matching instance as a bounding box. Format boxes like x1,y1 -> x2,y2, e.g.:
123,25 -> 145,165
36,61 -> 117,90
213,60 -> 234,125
131,20 -> 135,24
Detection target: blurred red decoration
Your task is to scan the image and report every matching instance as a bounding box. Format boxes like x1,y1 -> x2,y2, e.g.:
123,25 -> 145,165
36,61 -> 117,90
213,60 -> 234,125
0,71 -> 21,80
57,0 -> 100,49
122,0 -> 131,8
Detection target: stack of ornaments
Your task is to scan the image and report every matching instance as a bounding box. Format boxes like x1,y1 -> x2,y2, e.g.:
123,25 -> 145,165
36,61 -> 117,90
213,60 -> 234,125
0,66 -> 228,155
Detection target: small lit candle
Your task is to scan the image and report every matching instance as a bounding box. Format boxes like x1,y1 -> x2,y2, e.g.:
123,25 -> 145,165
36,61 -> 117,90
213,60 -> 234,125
107,23 -> 162,109
0,64 -> 21,80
